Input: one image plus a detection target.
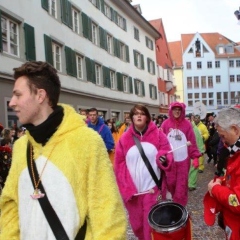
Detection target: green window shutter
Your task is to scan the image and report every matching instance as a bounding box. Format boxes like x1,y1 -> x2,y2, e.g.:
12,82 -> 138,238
44,34 -> 53,65
0,11 -> 2,52
153,61 -> 156,75
114,10 -> 118,24
113,37 -> 117,57
126,45 -> 129,62
65,46 -> 76,77
99,27 -> 105,49
91,59 -> 96,84
129,77 -> 133,93
85,57 -> 92,82
68,1 -> 73,29
141,54 -> 144,70
151,40 -> 154,50
96,0 -> 100,9
145,36 -> 148,47
88,18 -> 92,41
116,39 -> 120,58
60,0 -> 68,26
154,86 -> 157,99
100,0 -> 105,14
123,18 -> 127,31
24,23 -> 36,61
141,81 -> 145,96
41,0 -> 49,11
116,72 -> 123,91
147,58 -> 150,73
134,78 -> 138,95
82,12 -> 89,38
102,66 -> 107,87
133,50 -> 137,66
149,84 -> 152,98
110,7 -> 114,21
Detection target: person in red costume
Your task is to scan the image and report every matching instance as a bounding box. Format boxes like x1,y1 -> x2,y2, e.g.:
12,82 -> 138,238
205,107 -> 240,240
161,102 -> 201,206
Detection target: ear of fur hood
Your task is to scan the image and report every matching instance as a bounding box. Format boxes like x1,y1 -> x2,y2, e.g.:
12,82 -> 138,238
168,102 -> 186,121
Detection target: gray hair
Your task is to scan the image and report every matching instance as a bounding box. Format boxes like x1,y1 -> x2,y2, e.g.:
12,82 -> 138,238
215,107 -> 240,129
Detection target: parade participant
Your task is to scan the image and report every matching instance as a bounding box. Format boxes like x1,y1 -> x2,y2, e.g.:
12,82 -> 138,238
186,115 -> 205,191
193,114 -> 209,173
206,112 -> 216,163
205,107 -> 240,240
161,102 -> 201,206
0,61 -> 127,239
114,104 -> 175,240
87,108 -> 114,153
106,119 -> 119,165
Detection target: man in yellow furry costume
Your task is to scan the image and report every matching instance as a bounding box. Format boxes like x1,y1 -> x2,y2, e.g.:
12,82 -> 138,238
0,61 -> 127,240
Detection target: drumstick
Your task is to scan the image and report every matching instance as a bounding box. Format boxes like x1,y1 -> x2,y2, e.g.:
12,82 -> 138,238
168,141 -> 192,153
134,189 -> 155,196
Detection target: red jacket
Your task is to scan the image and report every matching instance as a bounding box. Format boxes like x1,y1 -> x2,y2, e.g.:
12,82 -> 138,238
212,151 -> 240,240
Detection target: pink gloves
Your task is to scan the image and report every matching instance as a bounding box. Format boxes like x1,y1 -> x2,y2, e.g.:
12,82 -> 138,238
192,158 -> 199,169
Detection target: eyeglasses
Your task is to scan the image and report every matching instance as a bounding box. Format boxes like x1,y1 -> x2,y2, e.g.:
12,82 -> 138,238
134,112 -> 146,116
173,108 -> 182,112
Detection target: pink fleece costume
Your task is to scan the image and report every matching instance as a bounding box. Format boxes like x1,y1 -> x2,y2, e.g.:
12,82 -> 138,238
114,121 -> 176,240
161,102 -> 201,206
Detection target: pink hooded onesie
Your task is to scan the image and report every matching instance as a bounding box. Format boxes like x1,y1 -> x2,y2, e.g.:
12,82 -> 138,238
161,102 -> 201,206
114,121 -> 176,240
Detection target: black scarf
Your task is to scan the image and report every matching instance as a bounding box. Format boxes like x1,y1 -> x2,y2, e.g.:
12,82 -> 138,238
23,106 -> 64,145
227,137 -> 240,157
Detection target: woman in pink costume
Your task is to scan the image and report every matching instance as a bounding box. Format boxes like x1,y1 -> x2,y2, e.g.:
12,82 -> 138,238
114,104 -> 176,240
161,102 -> 201,206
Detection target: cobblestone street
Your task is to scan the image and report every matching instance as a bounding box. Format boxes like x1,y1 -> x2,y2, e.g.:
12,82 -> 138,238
127,156 -> 226,240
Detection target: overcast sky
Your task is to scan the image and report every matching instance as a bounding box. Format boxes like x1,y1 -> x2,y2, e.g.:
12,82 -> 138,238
133,0 -> 240,43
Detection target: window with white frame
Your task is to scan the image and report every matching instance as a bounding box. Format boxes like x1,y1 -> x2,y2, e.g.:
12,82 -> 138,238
89,0 -> 97,6
188,93 -> 192,99
207,61 -> 212,68
146,36 -> 153,50
215,61 -> 220,68
194,76 -> 199,88
230,75 -> 235,83
136,52 -> 141,68
72,7 -> 80,34
201,76 -> 206,88
208,76 -> 213,88
107,34 -> 113,54
188,100 -> 193,107
237,75 -> 240,82
117,15 -> 123,28
52,42 -> 62,71
186,62 -> 191,69
187,77 -> 192,89
134,27 -> 139,41
136,80 -> 142,96
216,75 -> 221,83
76,55 -> 83,79
229,60 -> 234,67
95,64 -> 101,85
120,42 -> 125,60
92,22 -> 98,45
104,4 -> 111,19
49,0 -> 57,18
1,15 -> 19,56
202,92 -> 206,98
194,93 -> 199,99
123,75 -> 128,93
236,60 -> 240,67
197,62 -> 202,69
110,71 -> 116,89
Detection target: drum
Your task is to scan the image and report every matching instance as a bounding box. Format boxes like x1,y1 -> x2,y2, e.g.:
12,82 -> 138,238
148,201 -> 192,240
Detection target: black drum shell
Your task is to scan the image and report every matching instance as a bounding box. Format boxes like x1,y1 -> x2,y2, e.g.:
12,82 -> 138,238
148,201 -> 188,233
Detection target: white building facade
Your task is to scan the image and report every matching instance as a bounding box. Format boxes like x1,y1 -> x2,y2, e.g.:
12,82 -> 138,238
0,0 -> 160,127
182,32 -> 240,115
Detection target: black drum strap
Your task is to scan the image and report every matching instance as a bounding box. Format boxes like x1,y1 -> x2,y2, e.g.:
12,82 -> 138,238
133,135 -> 162,189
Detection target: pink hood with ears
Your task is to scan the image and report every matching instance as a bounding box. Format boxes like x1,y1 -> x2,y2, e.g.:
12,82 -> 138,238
168,102 -> 186,122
